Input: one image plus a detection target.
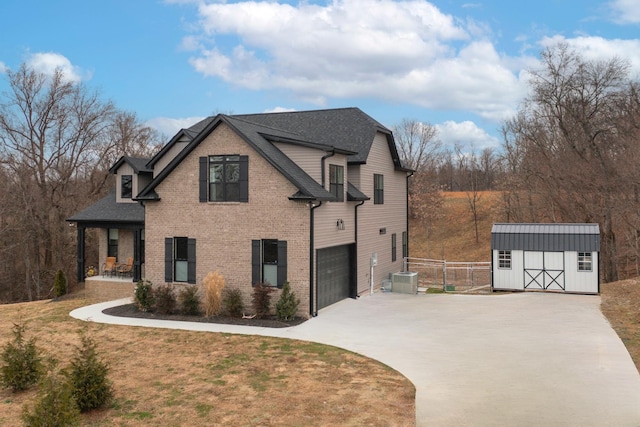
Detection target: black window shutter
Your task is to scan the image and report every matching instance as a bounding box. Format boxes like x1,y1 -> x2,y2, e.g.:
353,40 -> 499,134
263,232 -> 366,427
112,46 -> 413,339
251,240 -> 261,286
239,156 -> 249,202
277,240 -> 287,288
187,238 -> 196,284
199,156 -> 208,202
164,238 -> 173,282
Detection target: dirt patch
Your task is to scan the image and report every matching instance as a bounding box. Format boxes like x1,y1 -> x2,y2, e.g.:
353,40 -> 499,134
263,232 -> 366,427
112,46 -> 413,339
103,303 -> 307,328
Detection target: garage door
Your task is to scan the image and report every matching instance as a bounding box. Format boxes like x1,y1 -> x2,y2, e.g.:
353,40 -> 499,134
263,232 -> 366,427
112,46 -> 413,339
524,251 -> 565,291
317,244 -> 353,310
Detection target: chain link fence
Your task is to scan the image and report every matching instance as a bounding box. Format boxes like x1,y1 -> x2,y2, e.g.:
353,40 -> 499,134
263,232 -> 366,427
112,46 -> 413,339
404,257 -> 492,293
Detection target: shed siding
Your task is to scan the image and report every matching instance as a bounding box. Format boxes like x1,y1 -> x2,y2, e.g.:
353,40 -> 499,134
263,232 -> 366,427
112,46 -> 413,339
565,251 -> 599,293
492,249 -> 524,290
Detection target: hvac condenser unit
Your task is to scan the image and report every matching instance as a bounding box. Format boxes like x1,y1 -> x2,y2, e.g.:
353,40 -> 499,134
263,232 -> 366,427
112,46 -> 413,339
391,272 -> 418,294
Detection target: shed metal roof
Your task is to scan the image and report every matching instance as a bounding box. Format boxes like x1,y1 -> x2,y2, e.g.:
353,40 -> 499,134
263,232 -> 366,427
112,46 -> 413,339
491,223 -> 600,252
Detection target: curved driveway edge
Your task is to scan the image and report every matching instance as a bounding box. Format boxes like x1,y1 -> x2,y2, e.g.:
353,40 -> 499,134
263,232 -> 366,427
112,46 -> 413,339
71,292 -> 640,426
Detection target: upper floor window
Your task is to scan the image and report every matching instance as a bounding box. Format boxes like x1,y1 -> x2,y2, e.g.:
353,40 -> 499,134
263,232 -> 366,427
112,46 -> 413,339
121,175 -> 132,199
374,174 -> 384,204
498,250 -> 511,269
199,156 -> 248,203
329,164 -> 344,202
578,252 -> 592,272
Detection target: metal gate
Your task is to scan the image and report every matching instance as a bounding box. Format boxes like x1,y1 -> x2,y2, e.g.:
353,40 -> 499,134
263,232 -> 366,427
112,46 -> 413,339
524,251 -> 565,291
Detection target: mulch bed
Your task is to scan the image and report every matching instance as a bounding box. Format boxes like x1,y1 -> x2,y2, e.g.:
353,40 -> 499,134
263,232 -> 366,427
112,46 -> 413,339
103,303 -> 307,328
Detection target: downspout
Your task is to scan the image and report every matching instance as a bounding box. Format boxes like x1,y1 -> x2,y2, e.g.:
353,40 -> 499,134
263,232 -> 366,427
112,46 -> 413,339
353,200 -> 365,298
321,150 -> 336,187
309,201 -> 322,317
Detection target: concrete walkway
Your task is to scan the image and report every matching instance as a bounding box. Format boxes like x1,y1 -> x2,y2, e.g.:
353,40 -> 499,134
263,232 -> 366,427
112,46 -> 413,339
71,292 -> 640,426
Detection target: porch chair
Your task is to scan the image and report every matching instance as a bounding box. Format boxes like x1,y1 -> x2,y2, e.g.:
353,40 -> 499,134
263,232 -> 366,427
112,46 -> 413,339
117,257 -> 134,278
102,257 -> 117,277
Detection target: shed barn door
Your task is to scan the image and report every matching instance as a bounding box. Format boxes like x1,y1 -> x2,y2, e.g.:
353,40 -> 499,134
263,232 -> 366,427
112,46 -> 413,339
524,251 -> 565,291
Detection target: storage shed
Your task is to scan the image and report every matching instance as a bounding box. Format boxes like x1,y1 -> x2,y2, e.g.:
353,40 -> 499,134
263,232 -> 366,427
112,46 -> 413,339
491,223 -> 600,294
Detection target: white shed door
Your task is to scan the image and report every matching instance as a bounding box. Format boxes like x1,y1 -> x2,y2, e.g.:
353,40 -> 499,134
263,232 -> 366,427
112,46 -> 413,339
524,251 -> 565,291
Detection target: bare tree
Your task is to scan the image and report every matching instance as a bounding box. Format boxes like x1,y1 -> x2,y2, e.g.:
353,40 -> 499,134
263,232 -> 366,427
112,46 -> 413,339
392,118 -> 441,172
501,42 -> 637,282
0,64 -> 158,300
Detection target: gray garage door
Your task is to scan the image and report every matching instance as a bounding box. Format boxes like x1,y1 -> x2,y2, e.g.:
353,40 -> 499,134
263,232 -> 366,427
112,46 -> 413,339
317,244 -> 353,310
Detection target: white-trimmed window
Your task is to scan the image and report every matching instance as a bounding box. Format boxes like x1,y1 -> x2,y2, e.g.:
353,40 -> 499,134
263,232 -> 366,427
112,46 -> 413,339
498,250 -> 511,269
578,252 -> 592,272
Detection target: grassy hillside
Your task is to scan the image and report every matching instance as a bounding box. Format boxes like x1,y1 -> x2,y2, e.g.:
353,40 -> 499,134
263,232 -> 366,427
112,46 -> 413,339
409,191 -> 502,262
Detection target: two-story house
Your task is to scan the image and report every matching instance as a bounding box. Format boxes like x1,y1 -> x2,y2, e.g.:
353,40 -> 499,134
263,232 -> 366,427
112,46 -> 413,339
69,107 -> 412,316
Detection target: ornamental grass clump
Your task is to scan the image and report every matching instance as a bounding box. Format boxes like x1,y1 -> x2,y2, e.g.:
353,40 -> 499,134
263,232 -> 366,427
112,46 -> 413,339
0,323 -> 44,392
203,271 -> 225,317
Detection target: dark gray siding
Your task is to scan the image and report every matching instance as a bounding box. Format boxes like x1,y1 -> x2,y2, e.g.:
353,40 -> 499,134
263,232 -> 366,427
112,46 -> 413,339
491,223 -> 600,252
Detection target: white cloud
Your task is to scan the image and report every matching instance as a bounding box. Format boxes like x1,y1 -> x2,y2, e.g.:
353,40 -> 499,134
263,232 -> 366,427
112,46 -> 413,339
0,61 -> 6,74
435,120 -> 500,151
183,0 -> 535,120
25,52 -> 88,83
263,107 -> 297,113
609,0 -> 640,24
146,116 -> 206,137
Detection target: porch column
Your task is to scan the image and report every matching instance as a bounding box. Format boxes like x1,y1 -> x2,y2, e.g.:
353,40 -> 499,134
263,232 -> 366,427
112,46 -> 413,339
133,228 -> 142,282
76,225 -> 86,283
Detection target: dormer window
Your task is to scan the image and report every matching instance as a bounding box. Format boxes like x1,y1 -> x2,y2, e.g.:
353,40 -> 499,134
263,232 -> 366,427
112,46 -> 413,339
121,175 -> 133,199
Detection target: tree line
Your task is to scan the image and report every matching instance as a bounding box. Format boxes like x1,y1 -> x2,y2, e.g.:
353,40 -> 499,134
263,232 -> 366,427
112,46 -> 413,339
399,43 -> 640,283
0,64 -> 160,302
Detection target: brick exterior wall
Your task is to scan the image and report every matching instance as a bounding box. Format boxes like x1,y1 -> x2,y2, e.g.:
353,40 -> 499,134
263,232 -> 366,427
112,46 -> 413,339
144,122 -> 312,317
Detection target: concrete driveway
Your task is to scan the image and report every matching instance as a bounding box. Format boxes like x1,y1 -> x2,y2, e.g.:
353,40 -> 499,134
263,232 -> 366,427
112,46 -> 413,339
72,292 -> 640,426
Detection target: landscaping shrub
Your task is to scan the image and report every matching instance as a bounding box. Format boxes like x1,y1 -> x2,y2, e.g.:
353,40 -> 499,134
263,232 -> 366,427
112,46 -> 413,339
66,333 -> 113,412
22,364 -> 80,427
179,285 -> 201,316
222,288 -> 244,317
154,284 -> 177,315
252,282 -> 274,319
0,323 -> 44,392
203,271 -> 225,317
275,282 -> 300,321
53,269 -> 67,298
134,280 -> 154,312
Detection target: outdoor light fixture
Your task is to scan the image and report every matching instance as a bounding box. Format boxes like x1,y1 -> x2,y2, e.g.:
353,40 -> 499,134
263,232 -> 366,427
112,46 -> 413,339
336,219 -> 345,230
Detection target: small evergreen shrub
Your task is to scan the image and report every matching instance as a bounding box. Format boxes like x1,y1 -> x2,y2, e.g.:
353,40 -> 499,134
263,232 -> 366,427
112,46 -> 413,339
53,269 -> 67,298
179,285 -> 201,316
222,288 -> 244,318
154,284 -> 177,315
0,323 -> 44,392
134,280 -> 154,312
252,282 -> 274,319
66,333 -> 113,412
22,364 -> 80,427
203,271 -> 225,317
275,282 -> 300,321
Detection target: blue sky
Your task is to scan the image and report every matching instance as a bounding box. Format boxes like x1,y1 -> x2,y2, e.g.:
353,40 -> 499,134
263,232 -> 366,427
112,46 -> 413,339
1,0 -> 639,151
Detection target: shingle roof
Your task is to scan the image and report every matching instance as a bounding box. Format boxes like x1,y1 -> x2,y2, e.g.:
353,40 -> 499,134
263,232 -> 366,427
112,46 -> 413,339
108,156 -> 152,174
67,192 -> 144,224
138,108 -> 402,201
